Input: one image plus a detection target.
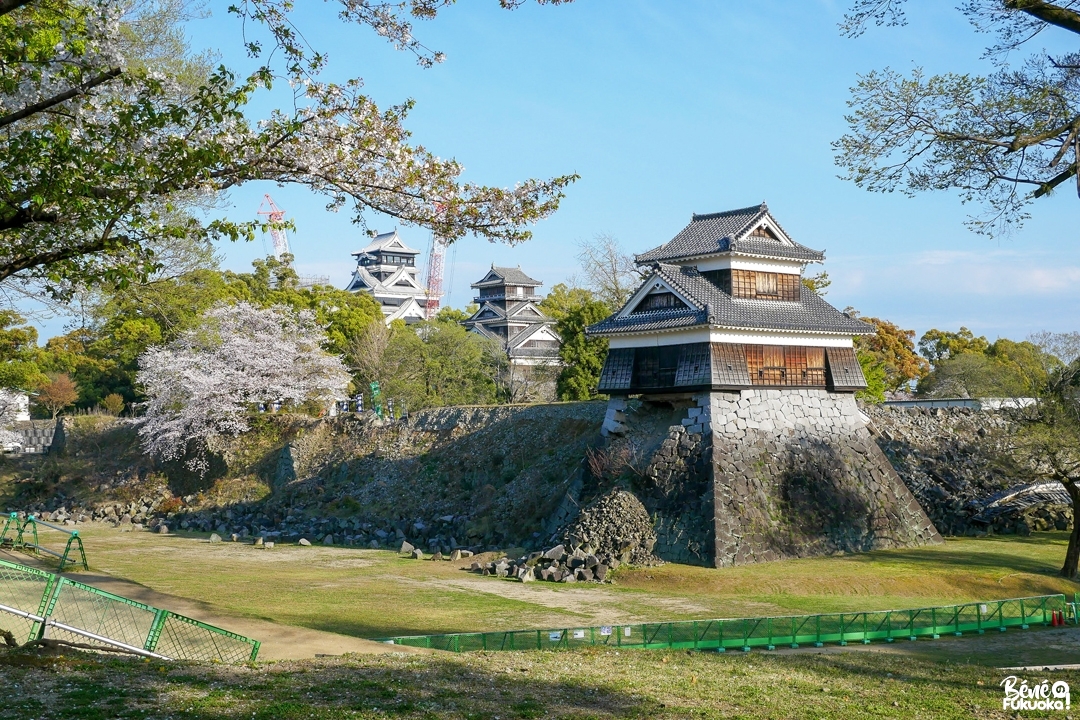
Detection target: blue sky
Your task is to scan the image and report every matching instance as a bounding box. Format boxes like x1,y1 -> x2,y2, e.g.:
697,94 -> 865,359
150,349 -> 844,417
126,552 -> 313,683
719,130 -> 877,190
154,1 -> 1077,342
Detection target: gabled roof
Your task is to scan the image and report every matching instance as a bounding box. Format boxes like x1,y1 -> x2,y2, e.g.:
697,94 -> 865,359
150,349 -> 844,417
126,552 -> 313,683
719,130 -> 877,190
351,230 -> 421,257
635,203 -> 824,264
507,300 -> 550,321
472,265 -> 543,288
587,263 -> 873,337
345,265 -> 385,293
508,321 -> 561,349
467,302 -> 507,323
467,323 -> 502,342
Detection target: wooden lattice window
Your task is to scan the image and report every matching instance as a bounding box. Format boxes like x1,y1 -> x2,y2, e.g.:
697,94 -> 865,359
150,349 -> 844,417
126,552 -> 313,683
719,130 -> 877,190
746,345 -> 828,386
634,292 -> 687,312
826,347 -> 867,390
729,270 -> 800,301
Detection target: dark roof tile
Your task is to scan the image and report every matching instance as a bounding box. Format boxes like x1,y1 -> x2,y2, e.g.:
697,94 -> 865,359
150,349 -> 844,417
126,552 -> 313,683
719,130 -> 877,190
635,203 -> 824,264
588,263 -> 872,337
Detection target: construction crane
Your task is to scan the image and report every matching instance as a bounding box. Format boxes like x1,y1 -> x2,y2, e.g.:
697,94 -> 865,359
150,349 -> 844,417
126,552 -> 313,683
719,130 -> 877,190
257,193 -> 291,261
424,232 -> 446,319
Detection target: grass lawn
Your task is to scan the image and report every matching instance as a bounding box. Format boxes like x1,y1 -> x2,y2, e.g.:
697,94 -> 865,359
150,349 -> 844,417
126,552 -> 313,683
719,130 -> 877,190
3,640 -> 1077,719
25,524 -> 1080,640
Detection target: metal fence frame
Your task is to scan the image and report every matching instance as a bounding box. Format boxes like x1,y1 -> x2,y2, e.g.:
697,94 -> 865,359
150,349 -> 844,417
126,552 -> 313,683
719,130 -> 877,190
0,513 -> 89,571
0,558 -> 258,662
377,594 -> 1069,653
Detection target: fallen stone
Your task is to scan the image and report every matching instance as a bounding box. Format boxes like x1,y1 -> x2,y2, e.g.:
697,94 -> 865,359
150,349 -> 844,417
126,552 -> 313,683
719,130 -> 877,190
400,541 -> 415,554
432,551 -> 443,561
298,538 -> 311,546
594,564 -> 609,582
543,544 -> 565,562
459,550 -> 473,558
411,548 -> 424,560
158,525 -> 169,535
265,541 -> 275,550
230,533 -> 240,542
450,549 -> 462,561
209,533 -> 222,544
254,536 -> 264,547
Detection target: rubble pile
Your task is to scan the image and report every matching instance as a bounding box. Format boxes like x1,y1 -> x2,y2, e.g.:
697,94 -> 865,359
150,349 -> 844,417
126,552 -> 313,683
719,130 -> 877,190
561,489 -> 658,565
466,543 -> 620,583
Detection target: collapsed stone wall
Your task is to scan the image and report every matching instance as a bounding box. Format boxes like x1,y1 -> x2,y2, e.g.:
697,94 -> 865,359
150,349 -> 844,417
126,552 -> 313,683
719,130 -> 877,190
861,405 -> 1028,535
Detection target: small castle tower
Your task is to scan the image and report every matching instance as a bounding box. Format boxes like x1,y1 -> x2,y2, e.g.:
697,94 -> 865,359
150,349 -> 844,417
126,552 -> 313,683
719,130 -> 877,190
584,203 -> 941,567
464,265 -> 561,366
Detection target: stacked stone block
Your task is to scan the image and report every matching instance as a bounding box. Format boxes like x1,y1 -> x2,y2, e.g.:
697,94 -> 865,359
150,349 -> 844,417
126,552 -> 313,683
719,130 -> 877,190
605,388 -> 942,568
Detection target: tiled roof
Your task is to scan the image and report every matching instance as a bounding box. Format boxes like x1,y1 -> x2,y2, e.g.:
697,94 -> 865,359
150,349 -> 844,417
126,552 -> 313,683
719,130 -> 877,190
352,230 -> 422,256
472,265 -> 543,287
635,203 -> 824,264
587,263 -> 873,337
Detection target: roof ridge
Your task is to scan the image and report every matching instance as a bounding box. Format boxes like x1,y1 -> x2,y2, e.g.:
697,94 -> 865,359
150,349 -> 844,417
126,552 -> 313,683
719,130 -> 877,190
690,203 -> 765,222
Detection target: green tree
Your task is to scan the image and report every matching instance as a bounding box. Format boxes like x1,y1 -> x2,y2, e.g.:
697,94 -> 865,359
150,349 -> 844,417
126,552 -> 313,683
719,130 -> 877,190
1,1 -> 575,298
373,320 -> 499,410
918,327 -> 990,364
1008,332 -> 1080,577
837,1 -> 1080,235
856,352 -> 888,404
434,306 -> 471,323
847,310 -> 929,391
801,271 -> 831,296
0,310 -> 47,391
546,287 -> 611,401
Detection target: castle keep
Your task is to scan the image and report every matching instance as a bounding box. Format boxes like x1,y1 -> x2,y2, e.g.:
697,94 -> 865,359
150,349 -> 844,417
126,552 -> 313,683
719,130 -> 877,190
586,203 -> 941,566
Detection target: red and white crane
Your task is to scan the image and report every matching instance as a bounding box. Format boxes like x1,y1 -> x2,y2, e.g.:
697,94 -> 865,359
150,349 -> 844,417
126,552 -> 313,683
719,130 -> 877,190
424,232 -> 446,319
257,193 -> 291,261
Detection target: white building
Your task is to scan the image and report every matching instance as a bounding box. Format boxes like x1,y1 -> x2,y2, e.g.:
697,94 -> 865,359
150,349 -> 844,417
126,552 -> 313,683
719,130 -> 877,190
345,230 -> 429,325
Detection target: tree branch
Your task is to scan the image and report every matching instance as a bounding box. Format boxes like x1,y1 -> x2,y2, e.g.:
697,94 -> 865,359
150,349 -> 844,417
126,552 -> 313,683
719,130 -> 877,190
1033,163 -> 1077,197
0,0 -> 33,17
0,205 -> 60,231
0,67 -> 122,129
0,234 -> 134,282
1010,1 -> 1080,37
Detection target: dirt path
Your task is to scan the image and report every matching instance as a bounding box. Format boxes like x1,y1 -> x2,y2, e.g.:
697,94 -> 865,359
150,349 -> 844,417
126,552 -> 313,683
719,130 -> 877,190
1,548 -> 429,661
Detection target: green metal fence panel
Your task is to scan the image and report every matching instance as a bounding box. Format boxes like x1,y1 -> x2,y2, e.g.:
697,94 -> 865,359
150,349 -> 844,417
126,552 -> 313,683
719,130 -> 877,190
46,578 -> 158,651
0,558 -> 259,663
374,594 -> 1069,653
154,613 -> 260,663
0,559 -> 52,643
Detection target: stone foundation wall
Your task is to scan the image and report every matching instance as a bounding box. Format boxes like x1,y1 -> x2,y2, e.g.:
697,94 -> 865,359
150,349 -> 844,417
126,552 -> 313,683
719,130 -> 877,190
604,389 -> 942,567
705,389 -> 941,566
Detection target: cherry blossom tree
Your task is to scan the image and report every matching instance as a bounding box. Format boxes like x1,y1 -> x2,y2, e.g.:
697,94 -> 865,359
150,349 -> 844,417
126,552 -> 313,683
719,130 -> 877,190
1,1 -> 577,299
136,301 -> 351,474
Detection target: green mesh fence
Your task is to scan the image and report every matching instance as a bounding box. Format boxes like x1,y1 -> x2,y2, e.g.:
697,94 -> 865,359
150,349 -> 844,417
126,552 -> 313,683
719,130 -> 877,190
0,558 -> 258,662
377,594 -> 1070,653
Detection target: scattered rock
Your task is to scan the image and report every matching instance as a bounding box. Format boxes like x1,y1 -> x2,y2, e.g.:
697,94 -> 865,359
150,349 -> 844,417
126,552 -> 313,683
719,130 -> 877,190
230,533 -> 240,542
400,541 -> 415,554
410,548 -> 424,560
264,541 -> 275,550
254,537 -> 264,547
209,533 -> 222,544
298,538 -> 311,546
